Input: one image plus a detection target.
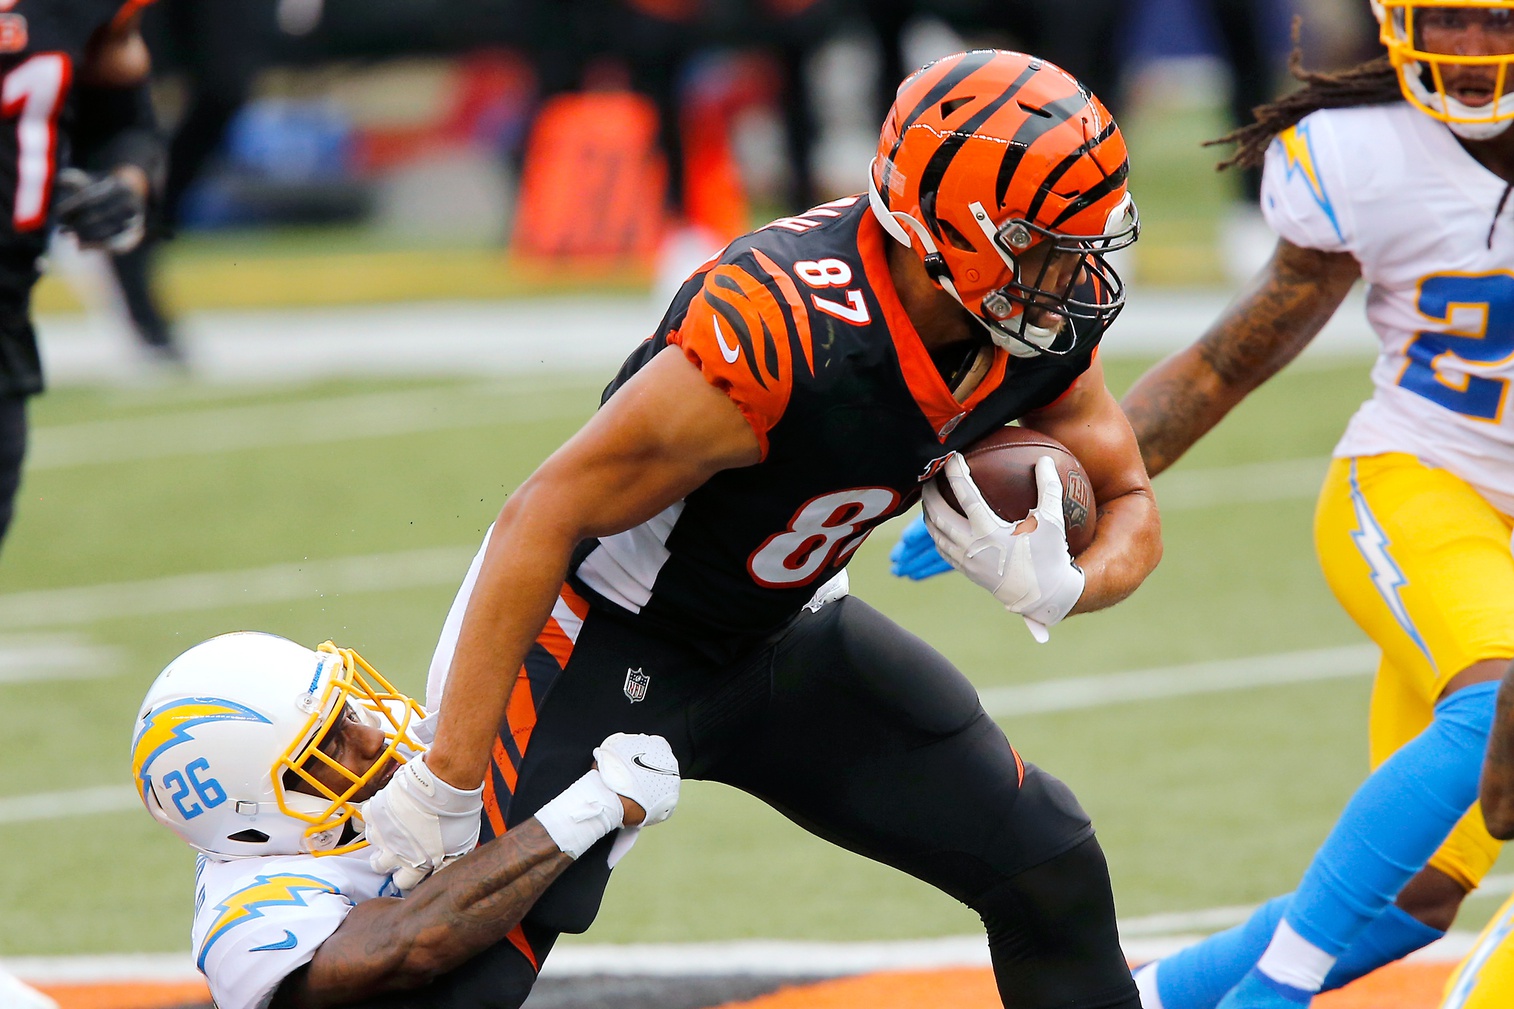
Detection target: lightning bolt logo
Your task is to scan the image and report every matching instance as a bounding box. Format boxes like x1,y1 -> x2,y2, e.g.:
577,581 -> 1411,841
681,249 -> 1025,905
1348,463 -> 1433,666
197,874 -> 338,970
132,698 -> 270,803
1276,122 -> 1344,244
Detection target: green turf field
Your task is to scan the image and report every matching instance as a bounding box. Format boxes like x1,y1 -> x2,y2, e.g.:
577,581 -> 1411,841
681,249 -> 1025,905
2,353 -> 1507,956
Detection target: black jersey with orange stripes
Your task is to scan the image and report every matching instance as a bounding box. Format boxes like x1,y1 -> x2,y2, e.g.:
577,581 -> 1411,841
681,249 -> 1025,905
0,0 -> 150,394
571,196 -> 1102,647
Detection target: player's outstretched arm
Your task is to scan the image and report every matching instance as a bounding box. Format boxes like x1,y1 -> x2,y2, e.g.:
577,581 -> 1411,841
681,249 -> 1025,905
360,347 -> 759,886
1022,355 -> 1160,616
1119,239 -> 1359,478
279,736 -> 679,1008
1479,661 -> 1514,840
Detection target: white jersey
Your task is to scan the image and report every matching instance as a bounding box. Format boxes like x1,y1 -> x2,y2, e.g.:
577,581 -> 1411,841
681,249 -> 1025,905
1261,103 -> 1514,515
190,838 -> 398,1008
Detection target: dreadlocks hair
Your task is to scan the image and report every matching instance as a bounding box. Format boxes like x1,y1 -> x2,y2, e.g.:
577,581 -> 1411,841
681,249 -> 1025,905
1208,45 -> 1403,171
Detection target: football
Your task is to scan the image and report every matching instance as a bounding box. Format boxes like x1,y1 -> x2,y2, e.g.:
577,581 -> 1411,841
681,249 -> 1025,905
934,426 -> 1097,556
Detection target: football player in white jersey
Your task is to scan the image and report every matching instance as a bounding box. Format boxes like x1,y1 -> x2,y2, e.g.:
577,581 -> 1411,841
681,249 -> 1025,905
889,3 -> 1514,1007
1120,3 -> 1514,1008
132,632 -> 680,1009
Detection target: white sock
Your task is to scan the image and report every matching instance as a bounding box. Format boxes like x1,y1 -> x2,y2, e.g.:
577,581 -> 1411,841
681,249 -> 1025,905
533,770 -> 624,859
1255,919 -> 1337,992
1133,961 -> 1165,1009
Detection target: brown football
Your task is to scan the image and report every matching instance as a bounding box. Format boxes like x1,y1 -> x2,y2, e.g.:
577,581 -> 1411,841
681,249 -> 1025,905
933,426 -> 1097,557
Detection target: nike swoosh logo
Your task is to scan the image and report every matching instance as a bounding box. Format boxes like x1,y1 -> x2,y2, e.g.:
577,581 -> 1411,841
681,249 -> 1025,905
632,754 -> 677,776
713,316 -> 741,364
251,929 -> 299,952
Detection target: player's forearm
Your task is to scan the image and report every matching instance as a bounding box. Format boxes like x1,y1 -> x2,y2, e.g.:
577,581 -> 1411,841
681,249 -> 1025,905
1068,487 -> 1161,614
427,490 -> 577,790
281,821 -> 572,1007
1480,669 -> 1514,840
1120,242 -> 1357,477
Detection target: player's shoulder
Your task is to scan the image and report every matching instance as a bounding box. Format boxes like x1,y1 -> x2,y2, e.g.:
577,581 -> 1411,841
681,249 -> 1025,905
194,851 -> 387,1009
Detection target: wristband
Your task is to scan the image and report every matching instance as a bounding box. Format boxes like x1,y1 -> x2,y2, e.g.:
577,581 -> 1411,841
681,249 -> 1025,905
534,770 -> 624,859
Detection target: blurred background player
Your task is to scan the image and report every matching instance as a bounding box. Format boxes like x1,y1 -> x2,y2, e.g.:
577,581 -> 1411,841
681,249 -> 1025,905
892,3 -> 1514,1006
1120,3 -> 1514,1008
101,0 -> 280,361
360,48 -> 1159,1009
133,631 -> 680,1009
0,0 -> 164,556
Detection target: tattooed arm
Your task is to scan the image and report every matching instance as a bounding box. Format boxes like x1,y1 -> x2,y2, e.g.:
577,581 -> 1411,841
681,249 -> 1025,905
1120,239 -> 1360,478
272,816 -> 611,1008
1481,664 -> 1514,840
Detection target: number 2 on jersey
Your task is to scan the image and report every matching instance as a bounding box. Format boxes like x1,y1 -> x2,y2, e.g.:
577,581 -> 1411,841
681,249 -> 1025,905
2,53 -> 71,231
1398,273 -> 1514,420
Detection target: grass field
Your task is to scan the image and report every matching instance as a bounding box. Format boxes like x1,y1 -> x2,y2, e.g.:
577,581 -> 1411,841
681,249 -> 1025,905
3,349 -> 1509,960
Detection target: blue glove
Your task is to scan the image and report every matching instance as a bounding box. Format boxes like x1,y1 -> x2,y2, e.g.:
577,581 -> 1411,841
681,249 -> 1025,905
889,513 -> 953,580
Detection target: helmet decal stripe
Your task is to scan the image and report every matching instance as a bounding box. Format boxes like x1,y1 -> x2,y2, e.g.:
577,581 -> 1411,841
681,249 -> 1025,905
916,62 -> 1043,236
132,698 -> 270,802
1049,158 -> 1130,229
993,90 -> 1089,208
1022,118 -> 1120,225
889,50 -> 1000,164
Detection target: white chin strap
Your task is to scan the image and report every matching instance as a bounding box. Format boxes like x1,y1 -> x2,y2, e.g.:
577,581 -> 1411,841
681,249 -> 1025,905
1403,65 -> 1514,139
866,175 -> 1057,356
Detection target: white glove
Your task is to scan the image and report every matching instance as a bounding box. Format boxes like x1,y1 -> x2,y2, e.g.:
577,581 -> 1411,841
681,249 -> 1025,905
922,453 -> 1085,643
360,756 -> 483,892
593,732 -> 680,826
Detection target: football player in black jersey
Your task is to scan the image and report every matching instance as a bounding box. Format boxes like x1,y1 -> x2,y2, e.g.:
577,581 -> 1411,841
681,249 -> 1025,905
0,0 -> 164,553
357,50 -> 1160,1009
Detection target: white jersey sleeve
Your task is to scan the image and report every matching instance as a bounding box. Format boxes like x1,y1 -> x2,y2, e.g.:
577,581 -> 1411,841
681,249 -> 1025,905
192,851 -> 395,1009
1259,112 -> 1357,254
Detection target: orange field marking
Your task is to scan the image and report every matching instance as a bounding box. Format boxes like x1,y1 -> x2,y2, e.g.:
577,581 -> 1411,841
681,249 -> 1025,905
36,981 -> 209,1009
716,963 -> 1459,1009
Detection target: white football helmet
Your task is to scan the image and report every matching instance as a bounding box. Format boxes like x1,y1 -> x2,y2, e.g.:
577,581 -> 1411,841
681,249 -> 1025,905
131,632 -> 426,859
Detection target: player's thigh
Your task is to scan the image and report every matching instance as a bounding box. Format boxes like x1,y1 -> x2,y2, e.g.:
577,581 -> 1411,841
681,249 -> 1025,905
710,597 -> 1093,899
1441,891 -> 1514,1009
1315,454 -> 1514,699
500,605 -> 702,935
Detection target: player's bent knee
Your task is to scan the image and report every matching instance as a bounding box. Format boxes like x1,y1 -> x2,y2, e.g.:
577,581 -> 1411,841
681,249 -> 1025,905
973,836 -> 1139,1009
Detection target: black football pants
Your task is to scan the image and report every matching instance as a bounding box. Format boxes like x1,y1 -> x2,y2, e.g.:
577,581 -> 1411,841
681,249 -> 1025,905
358,596 -> 1138,1009
0,393 -> 25,551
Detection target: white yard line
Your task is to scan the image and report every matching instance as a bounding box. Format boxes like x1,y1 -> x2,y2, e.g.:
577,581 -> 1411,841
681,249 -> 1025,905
26,382 -> 593,470
1155,457 -> 1331,511
0,785 -> 137,824
0,546 -> 476,630
3,929 -> 1485,985
979,645 -> 1377,717
0,635 -> 119,683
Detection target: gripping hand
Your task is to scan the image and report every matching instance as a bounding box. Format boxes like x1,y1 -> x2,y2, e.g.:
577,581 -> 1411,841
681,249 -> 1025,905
53,168 -> 146,253
921,453 -> 1085,642
361,756 -> 483,892
594,732 -> 680,825
889,514 -> 952,580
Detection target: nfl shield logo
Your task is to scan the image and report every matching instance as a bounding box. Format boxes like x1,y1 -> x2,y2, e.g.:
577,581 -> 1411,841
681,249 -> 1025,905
623,667 -> 650,703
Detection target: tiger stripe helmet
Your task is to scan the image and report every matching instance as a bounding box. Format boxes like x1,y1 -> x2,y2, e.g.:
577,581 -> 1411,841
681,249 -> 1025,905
1374,0 -> 1514,138
869,49 -> 1138,357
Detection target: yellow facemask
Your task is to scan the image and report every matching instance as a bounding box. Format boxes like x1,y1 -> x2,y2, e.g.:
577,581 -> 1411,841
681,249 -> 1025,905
1377,0 -> 1514,136
272,642 -> 427,856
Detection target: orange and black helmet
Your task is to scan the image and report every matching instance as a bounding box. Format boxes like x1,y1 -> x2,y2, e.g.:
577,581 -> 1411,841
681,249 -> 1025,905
868,50 -> 1138,357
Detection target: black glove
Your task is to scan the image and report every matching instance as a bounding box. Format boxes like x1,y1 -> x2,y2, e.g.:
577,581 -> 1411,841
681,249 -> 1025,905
53,167 -> 146,252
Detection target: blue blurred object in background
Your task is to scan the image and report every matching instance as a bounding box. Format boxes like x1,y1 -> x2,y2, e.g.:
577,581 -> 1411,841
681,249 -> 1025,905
180,98 -> 370,229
